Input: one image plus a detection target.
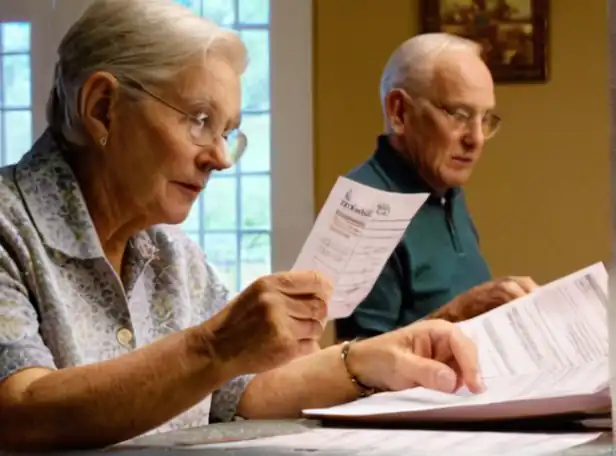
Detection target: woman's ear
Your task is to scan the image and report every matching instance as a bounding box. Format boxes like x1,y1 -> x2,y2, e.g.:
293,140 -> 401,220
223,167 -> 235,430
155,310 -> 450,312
79,72 -> 120,147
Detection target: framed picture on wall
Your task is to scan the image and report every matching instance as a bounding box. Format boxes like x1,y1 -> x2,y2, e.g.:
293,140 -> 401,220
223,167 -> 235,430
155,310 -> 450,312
419,0 -> 549,83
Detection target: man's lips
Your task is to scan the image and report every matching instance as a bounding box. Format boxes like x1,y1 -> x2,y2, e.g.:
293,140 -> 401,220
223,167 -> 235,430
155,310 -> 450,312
452,156 -> 473,164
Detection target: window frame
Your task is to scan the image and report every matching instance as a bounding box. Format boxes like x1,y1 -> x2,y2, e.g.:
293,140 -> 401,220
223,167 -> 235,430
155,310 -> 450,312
0,1 -> 55,150
269,0 -> 314,273
0,0 -> 314,282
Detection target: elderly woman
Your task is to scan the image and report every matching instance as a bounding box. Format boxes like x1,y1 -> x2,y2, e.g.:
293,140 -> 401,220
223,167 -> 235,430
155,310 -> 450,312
0,0 -> 483,452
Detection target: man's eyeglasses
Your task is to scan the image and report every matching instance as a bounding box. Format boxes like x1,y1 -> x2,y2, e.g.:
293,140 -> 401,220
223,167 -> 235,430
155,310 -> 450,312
121,78 -> 247,164
400,90 -> 502,140
431,101 -> 501,140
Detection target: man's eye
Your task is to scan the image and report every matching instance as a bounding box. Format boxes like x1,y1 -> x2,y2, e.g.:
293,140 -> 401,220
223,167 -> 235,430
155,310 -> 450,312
451,109 -> 470,121
483,113 -> 499,125
442,106 -> 466,119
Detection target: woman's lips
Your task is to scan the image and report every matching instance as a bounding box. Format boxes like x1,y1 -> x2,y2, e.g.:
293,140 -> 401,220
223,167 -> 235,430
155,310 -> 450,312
174,182 -> 203,196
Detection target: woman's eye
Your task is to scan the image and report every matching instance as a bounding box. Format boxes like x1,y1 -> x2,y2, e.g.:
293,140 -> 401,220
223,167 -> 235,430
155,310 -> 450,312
222,129 -> 238,141
193,113 -> 208,126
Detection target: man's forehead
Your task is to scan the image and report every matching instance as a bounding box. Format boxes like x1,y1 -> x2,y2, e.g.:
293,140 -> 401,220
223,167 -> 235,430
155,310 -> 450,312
430,53 -> 495,107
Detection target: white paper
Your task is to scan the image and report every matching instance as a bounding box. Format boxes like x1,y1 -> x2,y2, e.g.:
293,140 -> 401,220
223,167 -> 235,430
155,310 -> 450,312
609,263 -> 616,440
303,263 -> 611,423
195,428 -> 602,456
304,361 -> 609,422
457,262 -> 609,379
293,176 -> 428,319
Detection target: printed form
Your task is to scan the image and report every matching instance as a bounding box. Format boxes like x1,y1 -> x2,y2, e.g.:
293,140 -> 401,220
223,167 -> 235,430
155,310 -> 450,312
458,262 -> 608,379
195,428 -> 602,455
293,176 -> 428,320
303,263 -> 611,422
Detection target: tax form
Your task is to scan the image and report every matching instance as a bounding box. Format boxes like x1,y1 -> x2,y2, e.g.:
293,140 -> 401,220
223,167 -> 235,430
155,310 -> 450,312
457,262 -> 609,379
303,263 -> 612,422
293,176 -> 428,320
195,428 -> 602,455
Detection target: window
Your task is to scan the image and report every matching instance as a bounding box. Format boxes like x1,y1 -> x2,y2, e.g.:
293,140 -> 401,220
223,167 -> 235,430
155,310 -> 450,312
175,0 -> 272,294
0,0 -> 314,294
0,21 -> 32,165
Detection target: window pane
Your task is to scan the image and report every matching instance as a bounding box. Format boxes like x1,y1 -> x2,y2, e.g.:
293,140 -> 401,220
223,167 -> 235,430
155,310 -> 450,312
239,30 -> 269,111
185,231 -> 202,247
4,110 -> 32,164
240,233 -> 271,288
217,163 -> 236,176
204,176 -> 237,230
204,233 -> 238,292
240,113 -> 270,172
238,0 -> 269,25
174,0 -> 272,290
201,0 -> 235,26
182,194 -> 203,232
175,0 -> 201,14
3,54 -> 31,107
2,22 -> 30,53
241,175 -> 270,229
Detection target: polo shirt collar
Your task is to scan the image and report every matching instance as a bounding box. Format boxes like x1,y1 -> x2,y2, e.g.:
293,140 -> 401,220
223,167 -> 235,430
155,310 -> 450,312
373,135 -> 460,204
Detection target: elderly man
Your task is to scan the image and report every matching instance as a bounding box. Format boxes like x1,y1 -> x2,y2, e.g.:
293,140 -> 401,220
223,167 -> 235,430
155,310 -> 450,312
335,33 -> 537,340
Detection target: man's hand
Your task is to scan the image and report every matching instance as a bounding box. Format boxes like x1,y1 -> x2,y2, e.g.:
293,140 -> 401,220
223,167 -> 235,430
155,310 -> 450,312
203,271 -> 332,377
345,319 -> 484,394
428,276 -> 538,323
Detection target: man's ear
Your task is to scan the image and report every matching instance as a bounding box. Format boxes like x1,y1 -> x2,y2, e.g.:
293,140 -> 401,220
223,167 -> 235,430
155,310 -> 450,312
79,71 -> 120,147
384,90 -> 407,135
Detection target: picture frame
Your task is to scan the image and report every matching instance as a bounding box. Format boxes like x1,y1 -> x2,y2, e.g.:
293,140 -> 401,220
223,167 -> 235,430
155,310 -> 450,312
419,0 -> 549,83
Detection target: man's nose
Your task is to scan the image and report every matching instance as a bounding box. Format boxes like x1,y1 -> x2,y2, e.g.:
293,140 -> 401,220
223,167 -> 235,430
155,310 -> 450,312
462,121 -> 485,151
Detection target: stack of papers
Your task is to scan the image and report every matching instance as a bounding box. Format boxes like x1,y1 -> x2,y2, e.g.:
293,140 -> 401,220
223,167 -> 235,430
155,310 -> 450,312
303,263 -> 611,424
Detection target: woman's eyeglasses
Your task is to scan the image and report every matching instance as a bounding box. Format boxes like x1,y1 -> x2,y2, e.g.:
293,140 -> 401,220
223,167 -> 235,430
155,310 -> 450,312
121,78 -> 247,164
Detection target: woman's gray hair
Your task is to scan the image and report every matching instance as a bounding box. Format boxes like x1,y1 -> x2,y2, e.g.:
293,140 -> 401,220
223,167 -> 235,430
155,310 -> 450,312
379,33 -> 481,106
47,0 -> 248,146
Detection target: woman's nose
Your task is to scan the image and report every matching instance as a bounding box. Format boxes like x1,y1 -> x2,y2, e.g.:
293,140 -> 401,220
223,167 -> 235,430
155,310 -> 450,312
196,141 -> 232,172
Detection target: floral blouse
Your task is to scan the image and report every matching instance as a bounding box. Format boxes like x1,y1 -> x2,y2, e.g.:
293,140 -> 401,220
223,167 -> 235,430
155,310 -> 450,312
0,130 -> 252,433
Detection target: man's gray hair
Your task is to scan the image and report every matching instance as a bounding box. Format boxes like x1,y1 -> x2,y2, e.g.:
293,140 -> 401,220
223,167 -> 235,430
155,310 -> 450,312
47,0 -> 248,146
379,33 -> 481,108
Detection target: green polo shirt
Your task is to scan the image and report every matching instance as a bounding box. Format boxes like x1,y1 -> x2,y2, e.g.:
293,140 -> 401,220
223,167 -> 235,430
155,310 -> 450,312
335,135 -> 492,339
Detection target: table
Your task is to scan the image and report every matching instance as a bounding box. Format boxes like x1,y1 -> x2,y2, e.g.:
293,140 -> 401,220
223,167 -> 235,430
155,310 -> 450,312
106,420 -> 614,455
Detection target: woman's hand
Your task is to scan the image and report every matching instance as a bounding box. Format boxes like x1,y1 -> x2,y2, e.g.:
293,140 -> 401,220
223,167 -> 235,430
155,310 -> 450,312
203,271 -> 332,377
346,319 -> 484,394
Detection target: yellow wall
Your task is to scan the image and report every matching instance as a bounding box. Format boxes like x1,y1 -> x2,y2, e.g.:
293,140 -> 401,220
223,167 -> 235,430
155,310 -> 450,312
314,0 -> 610,344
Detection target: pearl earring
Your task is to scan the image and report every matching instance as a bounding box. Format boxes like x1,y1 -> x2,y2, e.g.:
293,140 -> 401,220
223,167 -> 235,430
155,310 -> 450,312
100,136 -> 108,147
